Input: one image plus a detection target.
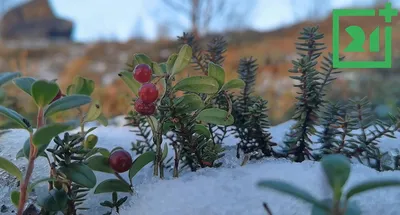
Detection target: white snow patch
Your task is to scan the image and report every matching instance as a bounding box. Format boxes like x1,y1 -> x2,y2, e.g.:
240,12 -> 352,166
0,120 -> 399,215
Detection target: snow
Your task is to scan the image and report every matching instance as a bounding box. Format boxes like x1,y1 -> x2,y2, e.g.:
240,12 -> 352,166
1,120 -> 400,215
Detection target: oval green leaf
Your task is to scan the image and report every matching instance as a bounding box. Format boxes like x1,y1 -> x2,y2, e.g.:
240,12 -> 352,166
133,53 -> 152,66
94,179 -> 132,194
166,53 -> 178,73
173,76 -> 219,94
118,71 -> 141,96
257,180 -> 329,211
13,77 -> 36,96
221,79 -> 245,91
32,123 -> 72,147
97,113 -> 109,126
171,44 -> 192,75
129,151 -> 156,179
175,94 -> 204,113
194,124 -> 211,138
321,154 -> 350,191
87,155 -> 113,173
0,105 -> 32,131
159,63 -> 168,74
10,191 -> 20,207
23,138 -> 48,159
0,72 -> 21,87
0,156 -> 22,181
44,95 -> 92,117
151,62 -> 163,75
58,163 -> 97,188
84,101 -> 102,123
69,76 -> 95,96
84,134 -> 98,149
37,189 -> 68,212
208,62 -> 225,87
31,80 -> 59,107
345,179 -> 400,200
196,108 -> 234,125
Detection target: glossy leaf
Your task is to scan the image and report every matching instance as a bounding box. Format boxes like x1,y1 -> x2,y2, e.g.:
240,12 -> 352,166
345,179 -> 400,200
32,123 -> 72,147
0,156 -> 22,181
97,113 -> 109,126
37,189 -> 68,212
84,134 -> 98,149
194,124 -> 211,138
94,179 -> 132,194
129,151 -> 155,179
151,62 -> 163,75
69,76 -> 95,96
133,53 -> 152,66
118,71 -> 141,96
173,76 -> 219,94
166,53 -> 178,73
31,80 -> 59,107
258,180 -> 329,211
159,63 -> 168,74
0,72 -> 21,87
10,191 -> 20,207
175,94 -> 204,113
321,154 -> 350,191
208,62 -> 225,87
221,79 -> 245,91
96,147 -> 111,157
84,101 -> 102,123
147,116 -> 158,134
44,95 -> 92,117
197,108 -> 234,125
0,105 -> 32,131
13,77 -> 36,96
59,163 -> 97,188
87,155 -> 113,173
171,44 -> 192,75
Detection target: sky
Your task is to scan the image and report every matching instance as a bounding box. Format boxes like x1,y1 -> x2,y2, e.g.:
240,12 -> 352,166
4,0 -> 400,43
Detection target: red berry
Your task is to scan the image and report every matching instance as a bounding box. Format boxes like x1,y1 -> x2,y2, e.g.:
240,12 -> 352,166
133,64 -> 152,83
108,150 -> 133,173
134,99 -> 156,115
139,83 -> 159,104
51,90 -> 63,103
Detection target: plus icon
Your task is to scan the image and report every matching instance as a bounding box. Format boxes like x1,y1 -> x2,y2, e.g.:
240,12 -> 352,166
379,2 -> 398,23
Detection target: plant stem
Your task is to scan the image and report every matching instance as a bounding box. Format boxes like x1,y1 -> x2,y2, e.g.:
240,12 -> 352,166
17,108 -> 44,215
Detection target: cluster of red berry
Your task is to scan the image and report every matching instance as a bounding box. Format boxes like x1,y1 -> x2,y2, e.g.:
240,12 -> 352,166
133,64 -> 159,115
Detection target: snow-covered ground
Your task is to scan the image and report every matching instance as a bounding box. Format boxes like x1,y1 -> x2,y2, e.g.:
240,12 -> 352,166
1,119 -> 400,215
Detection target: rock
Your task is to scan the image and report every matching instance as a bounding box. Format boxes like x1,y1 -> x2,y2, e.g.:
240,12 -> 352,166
0,0 -> 73,40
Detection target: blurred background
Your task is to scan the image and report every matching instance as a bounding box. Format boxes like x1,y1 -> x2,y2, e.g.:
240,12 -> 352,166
0,0 -> 400,127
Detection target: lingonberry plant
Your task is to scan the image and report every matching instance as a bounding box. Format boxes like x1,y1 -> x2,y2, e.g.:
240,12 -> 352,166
119,44 -> 245,178
258,154 -> 400,215
0,74 -> 153,214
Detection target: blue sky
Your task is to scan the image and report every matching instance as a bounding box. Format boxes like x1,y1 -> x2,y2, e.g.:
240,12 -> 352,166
5,0 -> 400,43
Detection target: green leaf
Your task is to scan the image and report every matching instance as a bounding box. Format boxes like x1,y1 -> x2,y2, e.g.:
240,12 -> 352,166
13,77 -> 36,96
166,54 -> 178,73
221,79 -> 245,91
84,101 -> 102,123
161,143 -> 168,161
171,44 -> 192,75
0,106 -> 32,131
129,151 -> 155,180
147,116 -> 158,134
151,62 -> 163,75
257,180 -> 329,211
31,80 -> 59,107
159,63 -> 168,74
94,179 -> 132,194
345,179 -> 400,200
16,149 -> 25,159
44,95 -> 92,117
10,191 -> 20,207
32,123 -> 72,147
59,163 -> 97,188
96,147 -> 111,157
197,108 -> 234,125
194,124 -> 211,138
0,157 -> 22,181
174,94 -> 204,113
0,72 -> 21,87
69,76 -> 95,96
321,154 -> 350,192
133,53 -> 152,66
23,138 -> 48,159
116,196 -> 128,207
87,155 -> 113,173
208,62 -> 225,87
173,76 -> 219,94
37,189 -> 68,212
311,199 -> 361,215
118,71 -> 141,96
97,113 -> 109,126
84,134 -> 98,149
28,177 -> 56,193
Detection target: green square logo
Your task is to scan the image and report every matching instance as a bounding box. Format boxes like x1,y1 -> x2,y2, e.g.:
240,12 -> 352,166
332,2 -> 398,69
